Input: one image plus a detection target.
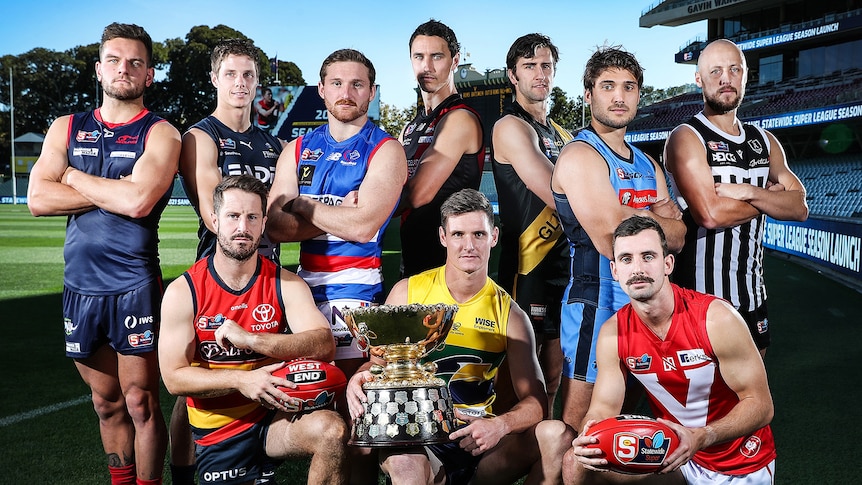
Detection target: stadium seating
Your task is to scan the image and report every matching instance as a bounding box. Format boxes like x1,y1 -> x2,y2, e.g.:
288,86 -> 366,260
791,155 -> 862,218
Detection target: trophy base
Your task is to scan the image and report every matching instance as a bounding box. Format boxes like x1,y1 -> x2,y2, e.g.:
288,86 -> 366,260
349,384 -> 455,447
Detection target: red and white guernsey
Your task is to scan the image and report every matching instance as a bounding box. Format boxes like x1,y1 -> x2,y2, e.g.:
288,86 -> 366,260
616,284 -> 776,474
183,255 -> 288,443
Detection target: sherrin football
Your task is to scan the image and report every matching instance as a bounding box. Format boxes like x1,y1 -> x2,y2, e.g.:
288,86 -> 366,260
585,415 -> 679,474
271,359 -> 347,413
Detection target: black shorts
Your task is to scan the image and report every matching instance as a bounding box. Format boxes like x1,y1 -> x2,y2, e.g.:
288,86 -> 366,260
738,301 -> 770,350
512,272 -> 564,340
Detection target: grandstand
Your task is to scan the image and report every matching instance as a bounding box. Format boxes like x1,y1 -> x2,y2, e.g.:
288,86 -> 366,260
628,0 -> 862,288
630,0 -> 862,221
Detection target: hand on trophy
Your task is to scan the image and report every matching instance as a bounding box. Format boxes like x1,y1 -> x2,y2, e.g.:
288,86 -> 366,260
346,369 -> 374,420
450,409 -> 509,456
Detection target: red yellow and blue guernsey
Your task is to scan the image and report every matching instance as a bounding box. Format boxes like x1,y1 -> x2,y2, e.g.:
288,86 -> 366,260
294,120 -> 396,304
408,266 -> 510,417
183,255 -> 288,444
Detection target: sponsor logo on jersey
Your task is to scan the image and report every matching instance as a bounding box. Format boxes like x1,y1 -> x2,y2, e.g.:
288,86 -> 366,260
707,140 -> 729,152
219,138 -> 236,150
326,152 -> 342,161
619,189 -> 657,208
72,147 -> 99,157
201,468 -> 247,483
116,134 -> 139,144
301,148 -> 323,161
626,353 -> 652,371
662,356 -> 676,371
110,151 -> 136,159
197,313 -> 226,330
239,140 -> 253,150
418,135 -> 434,144
756,318 -> 768,334
299,164 -> 315,186
616,167 -> 644,180
404,124 -> 416,136
231,303 -> 248,311
529,304 -> 546,320
252,304 -> 276,323
198,341 -> 262,361
474,317 -> 496,330
76,130 -> 101,143
710,151 -> 738,164
103,129 -> 114,138
677,348 -> 710,366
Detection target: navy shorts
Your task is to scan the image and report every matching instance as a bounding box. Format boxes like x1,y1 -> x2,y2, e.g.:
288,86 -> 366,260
193,410 -> 277,485
62,279 -> 162,358
512,273 -> 564,340
427,440 -> 482,485
738,301 -> 770,350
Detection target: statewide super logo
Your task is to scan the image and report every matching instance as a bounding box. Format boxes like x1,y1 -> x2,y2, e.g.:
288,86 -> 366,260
612,429 -> 673,468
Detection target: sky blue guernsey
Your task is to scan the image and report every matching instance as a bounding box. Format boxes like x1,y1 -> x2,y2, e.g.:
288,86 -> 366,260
554,126 -> 660,309
294,119 -> 395,303
64,109 -> 170,295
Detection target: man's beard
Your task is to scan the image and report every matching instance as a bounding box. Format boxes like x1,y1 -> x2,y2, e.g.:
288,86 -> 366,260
102,78 -> 146,101
704,89 -> 742,114
218,232 -> 258,262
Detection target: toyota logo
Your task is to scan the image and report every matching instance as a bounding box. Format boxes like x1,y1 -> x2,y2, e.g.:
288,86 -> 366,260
253,304 -> 276,323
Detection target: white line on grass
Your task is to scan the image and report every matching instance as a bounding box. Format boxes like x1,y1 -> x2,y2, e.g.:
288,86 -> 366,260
0,395 -> 90,427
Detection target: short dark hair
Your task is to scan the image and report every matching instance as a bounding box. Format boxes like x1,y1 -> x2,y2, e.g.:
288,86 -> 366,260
612,216 -> 669,257
583,45 -> 644,91
506,33 -> 559,71
440,189 -> 494,229
211,38 -> 260,77
213,175 -> 268,215
410,19 -> 460,58
100,22 -> 153,67
319,49 -> 376,85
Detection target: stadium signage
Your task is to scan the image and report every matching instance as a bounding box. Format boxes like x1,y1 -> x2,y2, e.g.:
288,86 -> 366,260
686,0 -> 744,15
627,102 -> 862,144
737,22 -> 840,51
765,217 -> 862,279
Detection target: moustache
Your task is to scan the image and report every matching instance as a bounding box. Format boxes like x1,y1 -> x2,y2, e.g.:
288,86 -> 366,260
335,100 -> 356,107
231,232 -> 254,241
626,275 -> 654,286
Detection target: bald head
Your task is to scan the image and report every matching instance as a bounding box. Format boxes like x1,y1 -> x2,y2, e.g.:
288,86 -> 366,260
697,39 -> 746,73
696,39 -> 747,114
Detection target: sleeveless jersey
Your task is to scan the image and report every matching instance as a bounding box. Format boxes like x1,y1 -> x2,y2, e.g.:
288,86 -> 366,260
183,115 -> 282,261
492,101 -> 573,292
294,119 -> 396,303
400,94 -> 484,277
183,255 -> 288,438
669,112 -> 771,312
408,266 -> 510,416
554,126 -> 660,307
64,109 -> 170,294
616,284 -> 776,474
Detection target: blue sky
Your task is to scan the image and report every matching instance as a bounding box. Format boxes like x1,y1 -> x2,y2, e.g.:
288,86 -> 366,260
0,0 -> 706,108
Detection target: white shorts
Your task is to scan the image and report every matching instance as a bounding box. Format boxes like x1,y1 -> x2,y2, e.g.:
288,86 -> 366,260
681,459 -> 775,485
317,299 -> 372,361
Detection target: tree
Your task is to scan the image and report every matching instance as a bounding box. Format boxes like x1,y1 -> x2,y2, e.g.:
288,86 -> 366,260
549,86 -> 585,132
378,102 -> 415,137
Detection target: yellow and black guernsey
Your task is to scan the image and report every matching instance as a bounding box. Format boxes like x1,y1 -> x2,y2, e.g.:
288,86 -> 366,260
492,101 -> 573,298
408,266 -> 510,417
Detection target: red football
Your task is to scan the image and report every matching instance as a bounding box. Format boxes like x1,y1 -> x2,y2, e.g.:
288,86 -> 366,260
585,415 -> 679,474
271,359 -> 346,413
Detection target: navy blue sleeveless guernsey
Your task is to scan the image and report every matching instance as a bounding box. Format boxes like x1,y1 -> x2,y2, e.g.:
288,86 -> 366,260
64,109 -> 170,294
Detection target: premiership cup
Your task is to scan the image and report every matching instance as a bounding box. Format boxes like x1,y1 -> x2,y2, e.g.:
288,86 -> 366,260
344,303 -> 458,447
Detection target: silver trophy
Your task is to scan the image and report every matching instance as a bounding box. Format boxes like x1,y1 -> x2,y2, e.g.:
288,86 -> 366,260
344,303 -> 458,447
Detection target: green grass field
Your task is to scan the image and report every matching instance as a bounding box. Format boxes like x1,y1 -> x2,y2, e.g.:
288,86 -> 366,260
1,204 -> 860,484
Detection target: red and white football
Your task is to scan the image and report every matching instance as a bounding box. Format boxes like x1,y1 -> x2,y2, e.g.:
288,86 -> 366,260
271,359 -> 347,413
585,415 -> 679,474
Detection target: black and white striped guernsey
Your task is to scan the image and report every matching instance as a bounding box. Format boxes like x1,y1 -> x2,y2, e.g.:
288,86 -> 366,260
669,111 -> 771,312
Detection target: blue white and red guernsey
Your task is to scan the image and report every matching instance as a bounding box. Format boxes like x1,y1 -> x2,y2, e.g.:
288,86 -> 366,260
294,119 -> 395,303
64,109 -> 170,295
